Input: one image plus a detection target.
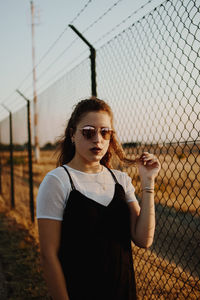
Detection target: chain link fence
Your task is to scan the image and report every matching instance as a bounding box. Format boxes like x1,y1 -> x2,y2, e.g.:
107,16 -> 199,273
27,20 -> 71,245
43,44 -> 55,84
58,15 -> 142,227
0,0 -> 200,298
96,0 -> 200,298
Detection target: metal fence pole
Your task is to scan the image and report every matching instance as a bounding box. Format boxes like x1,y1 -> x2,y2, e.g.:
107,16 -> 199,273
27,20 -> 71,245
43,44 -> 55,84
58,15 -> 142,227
9,111 -> 15,208
16,90 -> 34,222
1,105 -> 15,208
0,138 -> 2,195
69,24 -> 97,97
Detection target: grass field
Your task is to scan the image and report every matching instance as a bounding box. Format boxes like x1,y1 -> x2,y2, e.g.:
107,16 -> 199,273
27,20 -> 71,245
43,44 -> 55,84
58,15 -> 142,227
0,143 -> 200,299
2,142 -> 200,216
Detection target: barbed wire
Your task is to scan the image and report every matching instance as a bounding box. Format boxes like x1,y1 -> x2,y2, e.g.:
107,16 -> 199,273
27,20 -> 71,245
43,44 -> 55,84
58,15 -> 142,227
2,0 -> 127,107
1,3 -> 200,297
1,0 -> 163,112
82,0 -> 124,34
29,0 -> 93,74
1,0 -> 125,108
21,38 -> 80,97
23,48 -> 89,97
1,0 -> 94,106
36,49 -> 89,95
70,0 -> 93,24
93,0 -> 164,45
22,0 -> 126,94
19,0 -> 159,99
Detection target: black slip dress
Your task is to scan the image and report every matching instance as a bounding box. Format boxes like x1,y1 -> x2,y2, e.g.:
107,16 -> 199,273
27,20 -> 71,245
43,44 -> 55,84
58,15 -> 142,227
58,165 -> 137,300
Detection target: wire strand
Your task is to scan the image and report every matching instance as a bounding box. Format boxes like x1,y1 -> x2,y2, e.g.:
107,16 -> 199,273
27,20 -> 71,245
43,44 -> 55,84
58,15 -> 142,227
94,0 -> 155,45
1,0 -> 161,111
16,0 -> 94,91
17,0 -> 126,94
36,49 -> 89,95
18,0 -> 125,92
82,0 -> 124,34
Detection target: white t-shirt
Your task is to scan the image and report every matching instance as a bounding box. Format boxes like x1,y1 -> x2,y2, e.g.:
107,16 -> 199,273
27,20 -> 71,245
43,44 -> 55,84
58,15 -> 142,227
36,165 -> 138,221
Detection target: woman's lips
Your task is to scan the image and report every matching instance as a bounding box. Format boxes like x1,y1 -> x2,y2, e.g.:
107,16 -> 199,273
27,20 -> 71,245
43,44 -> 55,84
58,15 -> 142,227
90,147 -> 102,154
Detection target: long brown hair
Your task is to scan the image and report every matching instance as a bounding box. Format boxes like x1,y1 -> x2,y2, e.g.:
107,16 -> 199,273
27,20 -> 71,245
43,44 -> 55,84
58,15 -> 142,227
56,98 -> 135,168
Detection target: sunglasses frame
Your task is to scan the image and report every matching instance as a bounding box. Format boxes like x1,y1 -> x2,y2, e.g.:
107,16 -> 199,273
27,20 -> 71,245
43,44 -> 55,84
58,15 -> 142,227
80,126 -> 113,140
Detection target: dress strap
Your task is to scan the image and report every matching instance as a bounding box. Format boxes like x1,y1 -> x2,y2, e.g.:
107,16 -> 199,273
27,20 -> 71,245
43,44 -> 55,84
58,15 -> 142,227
105,167 -> 118,184
61,165 -> 76,190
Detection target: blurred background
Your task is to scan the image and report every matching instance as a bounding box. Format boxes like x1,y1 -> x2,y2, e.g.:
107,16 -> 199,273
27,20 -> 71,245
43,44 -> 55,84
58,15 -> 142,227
0,0 -> 199,299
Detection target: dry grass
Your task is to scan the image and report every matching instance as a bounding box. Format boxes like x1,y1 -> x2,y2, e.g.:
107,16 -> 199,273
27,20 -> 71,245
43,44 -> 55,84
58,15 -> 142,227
124,144 -> 200,216
154,151 -> 200,215
0,210 -> 51,299
0,145 -> 200,299
132,247 -> 200,299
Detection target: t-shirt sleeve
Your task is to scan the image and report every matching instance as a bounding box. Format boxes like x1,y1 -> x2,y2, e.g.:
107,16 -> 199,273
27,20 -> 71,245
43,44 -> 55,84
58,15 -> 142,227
36,174 -> 67,220
123,173 -> 138,203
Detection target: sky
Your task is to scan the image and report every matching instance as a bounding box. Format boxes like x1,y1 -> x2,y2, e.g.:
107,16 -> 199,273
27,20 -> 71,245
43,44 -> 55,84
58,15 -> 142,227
1,0 -> 199,147
0,0 -> 164,120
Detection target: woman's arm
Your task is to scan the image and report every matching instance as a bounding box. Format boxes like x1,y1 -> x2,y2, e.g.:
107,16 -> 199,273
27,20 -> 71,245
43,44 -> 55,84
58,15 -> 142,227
128,152 -> 160,248
128,182 -> 155,248
37,219 -> 70,300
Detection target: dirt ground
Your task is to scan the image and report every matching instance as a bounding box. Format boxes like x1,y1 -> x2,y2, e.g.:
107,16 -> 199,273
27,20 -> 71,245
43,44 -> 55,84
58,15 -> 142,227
0,203 -> 199,299
0,209 -> 51,300
0,145 -> 200,299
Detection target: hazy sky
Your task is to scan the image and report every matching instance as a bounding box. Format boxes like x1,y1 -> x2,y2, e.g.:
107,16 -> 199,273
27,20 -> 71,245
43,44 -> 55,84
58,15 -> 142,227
0,0 -> 164,119
0,0 -> 199,146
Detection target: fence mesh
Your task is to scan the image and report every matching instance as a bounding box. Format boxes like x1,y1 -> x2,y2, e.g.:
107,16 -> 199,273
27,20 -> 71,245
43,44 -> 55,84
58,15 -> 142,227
97,0 -> 200,298
1,0 -> 200,298
37,57 -> 91,146
96,0 -> 200,298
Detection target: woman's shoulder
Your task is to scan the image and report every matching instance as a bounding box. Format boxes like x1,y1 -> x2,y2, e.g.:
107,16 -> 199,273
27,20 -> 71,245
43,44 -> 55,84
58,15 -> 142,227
42,166 -> 69,186
110,168 -> 128,177
109,168 -> 136,194
46,165 -> 64,176
109,168 -> 131,183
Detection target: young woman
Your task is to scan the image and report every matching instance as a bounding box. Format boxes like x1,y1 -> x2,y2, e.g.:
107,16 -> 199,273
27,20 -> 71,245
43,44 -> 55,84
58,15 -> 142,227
37,98 -> 160,300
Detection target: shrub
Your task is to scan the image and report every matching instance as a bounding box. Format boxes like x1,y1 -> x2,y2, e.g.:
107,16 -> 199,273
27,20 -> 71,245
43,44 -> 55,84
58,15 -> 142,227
6,156 -> 26,165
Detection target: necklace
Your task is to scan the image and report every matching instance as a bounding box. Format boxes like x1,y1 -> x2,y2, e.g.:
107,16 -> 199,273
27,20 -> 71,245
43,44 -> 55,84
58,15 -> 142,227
97,166 -> 106,190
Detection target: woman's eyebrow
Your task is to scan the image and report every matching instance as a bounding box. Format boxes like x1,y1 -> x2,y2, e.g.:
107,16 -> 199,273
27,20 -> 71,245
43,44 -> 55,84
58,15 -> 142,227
82,125 -> 95,128
82,125 -> 111,128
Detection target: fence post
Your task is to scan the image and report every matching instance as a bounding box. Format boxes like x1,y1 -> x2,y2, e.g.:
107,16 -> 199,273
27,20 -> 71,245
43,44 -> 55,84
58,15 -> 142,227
16,90 -> 34,222
69,24 -> 97,97
1,105 -> 15,208
0,128 -> 2,195
9,111 -> 15,208
0,157 -> 1,195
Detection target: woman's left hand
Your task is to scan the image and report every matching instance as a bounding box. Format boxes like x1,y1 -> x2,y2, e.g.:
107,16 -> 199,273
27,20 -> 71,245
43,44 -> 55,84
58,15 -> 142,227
136,152 -> 161,180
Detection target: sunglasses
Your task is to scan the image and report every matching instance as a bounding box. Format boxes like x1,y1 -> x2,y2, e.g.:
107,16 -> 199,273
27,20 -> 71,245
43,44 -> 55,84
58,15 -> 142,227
80,126 -> 113,140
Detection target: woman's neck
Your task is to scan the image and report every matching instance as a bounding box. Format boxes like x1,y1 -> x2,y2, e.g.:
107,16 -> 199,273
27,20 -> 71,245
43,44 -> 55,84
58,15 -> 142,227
67,158 -> 103,174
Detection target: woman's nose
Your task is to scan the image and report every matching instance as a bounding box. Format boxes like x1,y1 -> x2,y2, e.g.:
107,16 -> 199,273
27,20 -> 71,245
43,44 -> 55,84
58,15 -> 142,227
92,130 -> 102,142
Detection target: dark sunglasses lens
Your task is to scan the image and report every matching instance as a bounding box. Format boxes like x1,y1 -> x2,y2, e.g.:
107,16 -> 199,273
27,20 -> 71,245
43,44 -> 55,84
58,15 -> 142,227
101,129 -> 112,140
82,128 -> 112,140
82,129 -> 96,139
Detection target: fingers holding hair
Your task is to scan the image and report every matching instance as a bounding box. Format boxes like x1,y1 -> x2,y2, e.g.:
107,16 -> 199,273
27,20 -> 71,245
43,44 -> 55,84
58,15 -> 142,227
139,152 -> 160,169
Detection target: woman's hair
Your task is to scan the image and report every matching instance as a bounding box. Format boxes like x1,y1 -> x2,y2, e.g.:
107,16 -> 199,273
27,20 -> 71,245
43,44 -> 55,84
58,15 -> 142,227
56,97 -> 134,168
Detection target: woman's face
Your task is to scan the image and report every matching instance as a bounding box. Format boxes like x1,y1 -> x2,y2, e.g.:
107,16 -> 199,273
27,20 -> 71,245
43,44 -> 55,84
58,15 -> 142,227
72,111 -> 112,166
